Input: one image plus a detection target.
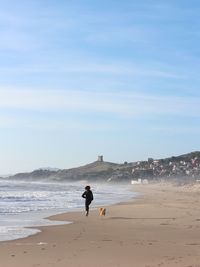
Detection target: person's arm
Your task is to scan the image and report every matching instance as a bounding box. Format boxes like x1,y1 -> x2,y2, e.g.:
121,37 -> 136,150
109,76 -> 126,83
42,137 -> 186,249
90,191 -> 93,201
82,191 -> 86,198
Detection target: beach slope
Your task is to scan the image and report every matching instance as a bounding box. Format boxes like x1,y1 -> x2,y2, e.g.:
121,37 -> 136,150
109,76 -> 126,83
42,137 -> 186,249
0,183 -> 200,267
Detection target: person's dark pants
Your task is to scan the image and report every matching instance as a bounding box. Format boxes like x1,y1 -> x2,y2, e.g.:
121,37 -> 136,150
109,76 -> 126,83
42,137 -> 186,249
85,200 -> 91,212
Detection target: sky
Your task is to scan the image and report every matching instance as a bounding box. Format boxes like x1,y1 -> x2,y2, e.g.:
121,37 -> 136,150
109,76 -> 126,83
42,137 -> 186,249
0,0 -> 200,174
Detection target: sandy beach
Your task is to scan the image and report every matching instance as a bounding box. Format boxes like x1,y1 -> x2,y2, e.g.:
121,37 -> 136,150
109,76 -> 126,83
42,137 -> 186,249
0,183 -> 200,267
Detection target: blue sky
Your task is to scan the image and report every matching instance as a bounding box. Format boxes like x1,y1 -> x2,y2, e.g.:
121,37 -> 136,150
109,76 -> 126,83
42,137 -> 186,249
0,0 -> 200,174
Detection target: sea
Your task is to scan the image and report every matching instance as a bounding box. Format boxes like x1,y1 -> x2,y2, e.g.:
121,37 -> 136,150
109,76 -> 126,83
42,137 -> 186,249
0,179 -> 136,242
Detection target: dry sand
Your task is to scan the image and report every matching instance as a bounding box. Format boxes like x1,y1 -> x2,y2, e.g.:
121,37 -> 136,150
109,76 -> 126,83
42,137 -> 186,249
0,183 -> 200,267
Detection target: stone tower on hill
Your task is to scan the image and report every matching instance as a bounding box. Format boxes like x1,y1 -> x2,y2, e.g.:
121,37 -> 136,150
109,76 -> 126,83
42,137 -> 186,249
98,155 -> 103,162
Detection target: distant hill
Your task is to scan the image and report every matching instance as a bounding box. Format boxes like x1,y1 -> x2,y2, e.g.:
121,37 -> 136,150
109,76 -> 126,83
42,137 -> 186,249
161,151 -> 200,162
5,151 -> 200,183
9,160 -> 121,182
37,167 -> 60,171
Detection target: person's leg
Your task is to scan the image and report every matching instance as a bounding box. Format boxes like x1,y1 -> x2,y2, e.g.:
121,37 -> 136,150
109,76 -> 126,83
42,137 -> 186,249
85,201 -> 91,216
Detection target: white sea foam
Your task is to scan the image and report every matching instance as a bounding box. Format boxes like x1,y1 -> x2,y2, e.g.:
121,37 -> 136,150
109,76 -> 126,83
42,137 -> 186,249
0,180 -> 136,241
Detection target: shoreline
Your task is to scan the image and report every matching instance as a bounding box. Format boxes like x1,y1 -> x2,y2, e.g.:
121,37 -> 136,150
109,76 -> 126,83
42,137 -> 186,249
0,181 -> 135,243
1,182 -> 200,266
0,187 -> 138,243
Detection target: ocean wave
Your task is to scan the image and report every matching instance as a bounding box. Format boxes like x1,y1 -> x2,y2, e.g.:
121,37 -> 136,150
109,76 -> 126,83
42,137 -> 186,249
0,180 -> 135,241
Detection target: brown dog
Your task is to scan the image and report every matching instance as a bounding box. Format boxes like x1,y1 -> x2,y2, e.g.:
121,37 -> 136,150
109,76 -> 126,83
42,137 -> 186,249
99,207 -> 106,216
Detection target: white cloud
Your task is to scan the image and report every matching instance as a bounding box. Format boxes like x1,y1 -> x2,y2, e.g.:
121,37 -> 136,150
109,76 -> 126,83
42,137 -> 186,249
0,112 -> 115,131
0,30 -> 37,51
0,87 -> 199,119
0,61 -> 182,79
152,126 -> 200,134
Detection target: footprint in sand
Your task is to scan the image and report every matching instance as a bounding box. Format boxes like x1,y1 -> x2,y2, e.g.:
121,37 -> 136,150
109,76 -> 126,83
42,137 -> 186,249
119,241 -> 123,246
186,243 -> 200,246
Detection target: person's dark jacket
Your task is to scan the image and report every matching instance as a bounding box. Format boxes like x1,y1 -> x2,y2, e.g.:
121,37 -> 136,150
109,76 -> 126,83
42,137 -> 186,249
82,190 -> 93,202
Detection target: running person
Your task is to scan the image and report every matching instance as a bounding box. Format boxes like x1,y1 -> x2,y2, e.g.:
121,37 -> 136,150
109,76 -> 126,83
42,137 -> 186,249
82,186 -> 93,216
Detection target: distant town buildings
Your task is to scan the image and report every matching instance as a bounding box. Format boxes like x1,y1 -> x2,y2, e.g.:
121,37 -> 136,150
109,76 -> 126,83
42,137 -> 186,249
131,155 -> 200,180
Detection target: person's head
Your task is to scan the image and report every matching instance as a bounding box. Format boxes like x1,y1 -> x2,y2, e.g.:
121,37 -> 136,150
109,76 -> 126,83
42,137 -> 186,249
85,185 -> 91,191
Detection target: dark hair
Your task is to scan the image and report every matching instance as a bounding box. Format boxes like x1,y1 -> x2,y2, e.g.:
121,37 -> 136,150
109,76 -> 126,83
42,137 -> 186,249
85,185 -> 91,190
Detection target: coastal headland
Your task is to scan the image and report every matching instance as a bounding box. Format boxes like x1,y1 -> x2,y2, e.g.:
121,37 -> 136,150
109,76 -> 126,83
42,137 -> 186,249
5,151 -> 200,183
0,183 -> 200,267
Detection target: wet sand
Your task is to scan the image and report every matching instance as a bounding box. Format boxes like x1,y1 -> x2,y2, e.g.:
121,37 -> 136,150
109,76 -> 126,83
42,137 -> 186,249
0,183 -> 200,267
